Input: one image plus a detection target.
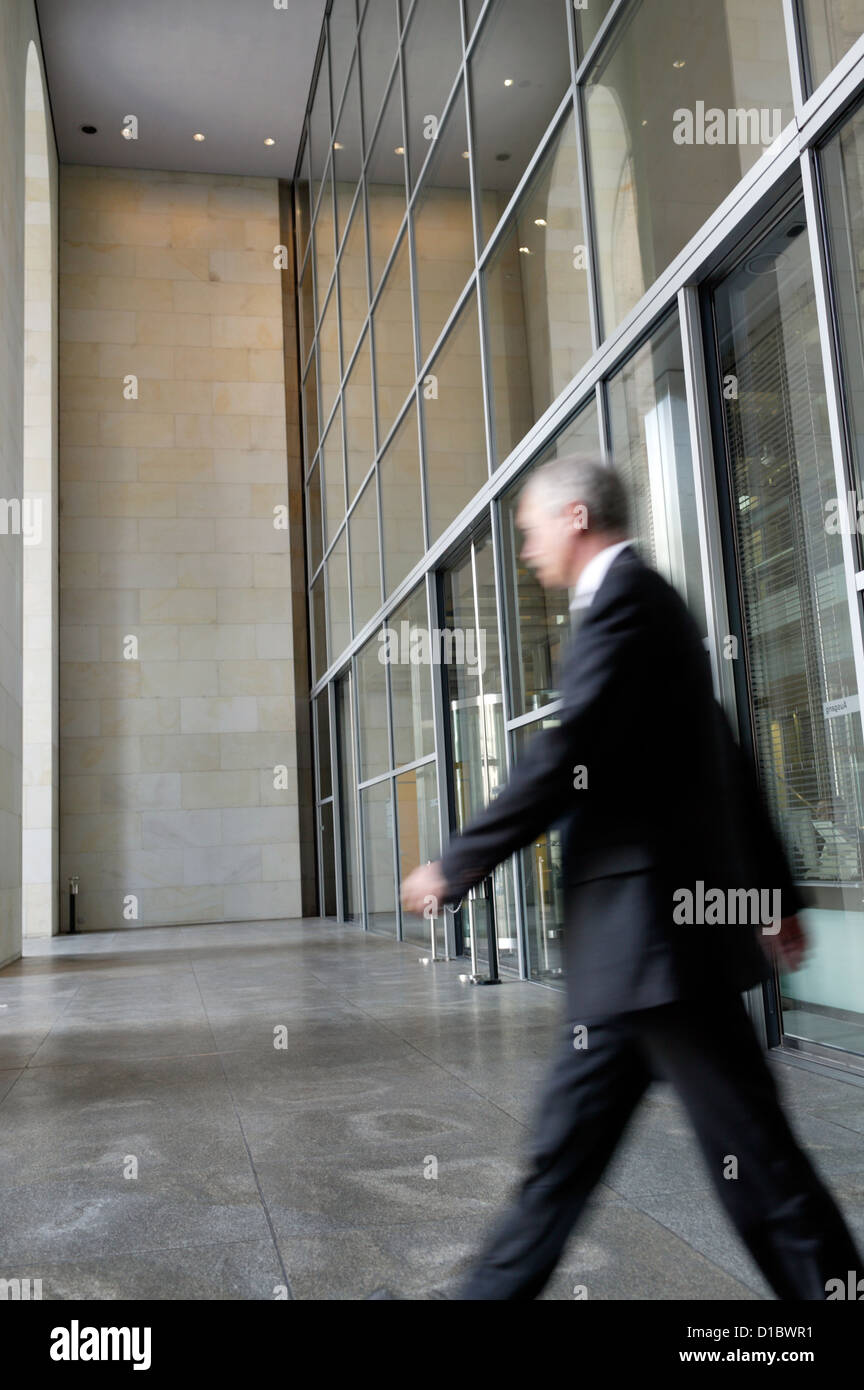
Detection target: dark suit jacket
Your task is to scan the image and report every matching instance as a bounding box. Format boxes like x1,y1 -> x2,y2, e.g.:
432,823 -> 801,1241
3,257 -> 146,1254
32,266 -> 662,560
438,546 -> 805,1018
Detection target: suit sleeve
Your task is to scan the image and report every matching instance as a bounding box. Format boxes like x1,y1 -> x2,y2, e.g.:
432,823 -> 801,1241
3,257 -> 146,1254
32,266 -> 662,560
437,588 -> 644,906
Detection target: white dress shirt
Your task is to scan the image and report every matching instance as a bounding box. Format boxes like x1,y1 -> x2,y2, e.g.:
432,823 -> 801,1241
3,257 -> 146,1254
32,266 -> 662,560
569,539 -> 635,616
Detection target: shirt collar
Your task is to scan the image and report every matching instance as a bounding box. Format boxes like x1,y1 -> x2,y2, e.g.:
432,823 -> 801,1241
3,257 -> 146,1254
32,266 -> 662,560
569,540 -> 634,613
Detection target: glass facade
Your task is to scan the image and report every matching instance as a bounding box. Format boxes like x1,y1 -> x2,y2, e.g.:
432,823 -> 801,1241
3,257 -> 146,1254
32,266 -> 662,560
295,0 -> 864,1069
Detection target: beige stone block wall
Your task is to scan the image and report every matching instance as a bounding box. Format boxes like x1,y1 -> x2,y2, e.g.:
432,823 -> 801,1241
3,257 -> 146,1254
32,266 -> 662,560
59,166 -> 303,930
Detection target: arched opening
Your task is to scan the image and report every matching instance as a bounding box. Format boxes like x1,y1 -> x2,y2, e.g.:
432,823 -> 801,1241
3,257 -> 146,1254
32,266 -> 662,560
22,39 -> 57,938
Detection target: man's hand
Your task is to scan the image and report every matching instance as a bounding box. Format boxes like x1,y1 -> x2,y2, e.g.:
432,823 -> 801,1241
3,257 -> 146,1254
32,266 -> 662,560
760,914 -> 809,972
401,861 -> 450,917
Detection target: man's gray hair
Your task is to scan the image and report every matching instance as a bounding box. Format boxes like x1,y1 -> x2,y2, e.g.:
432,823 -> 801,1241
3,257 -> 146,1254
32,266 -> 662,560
523,452 -> 630,534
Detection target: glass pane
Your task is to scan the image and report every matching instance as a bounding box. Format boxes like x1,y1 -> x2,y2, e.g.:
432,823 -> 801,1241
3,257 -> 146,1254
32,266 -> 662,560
397,764 -> 441,945
360,0 -> 401,147
465,0 -> 485,42
316,691 -> 332,799
402,0 -> 464,191
422,292 -> 488,543
413,89 -> 475,364
367,74 -> 407,293
380,403 -> 425,594
470,0 -> 573,248
309,41 -> 332,193
307,461 -> 323,575
361,780 -> 398,934
485,110 -> 592,465
515,716 -> 565,985
572,0 -> 615,60
585,0 -> 793,336
500,399 -> 601,716
822,99 -> 864,568
389,584 -> 435,767
321,401 -> 346,545
334,59 -> 364,249
356,629 -> 390,778
442,533 -> 512,966
329,0 -> 358,120
373,234 -> 415,444
319,800 -> 338,916
344,329 -> 375,500
714,201 -> 864,1059
339,191 -> 369,367
313,164 -> 337,312
303,352 -> 320,463
607,313 -> 707,634
295,138 -> 312,268
311,572 -> 327,682
349,475 -> 382,630
442,535 -> 503,824
298,252 -> 315,370
802,0 -> 864,90
327,530 -> 351,663
337,671 -> 360,918
318,278 -> 342,428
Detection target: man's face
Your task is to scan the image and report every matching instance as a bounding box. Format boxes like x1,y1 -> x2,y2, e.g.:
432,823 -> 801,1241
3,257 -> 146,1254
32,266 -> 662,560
517,488 -> 582,589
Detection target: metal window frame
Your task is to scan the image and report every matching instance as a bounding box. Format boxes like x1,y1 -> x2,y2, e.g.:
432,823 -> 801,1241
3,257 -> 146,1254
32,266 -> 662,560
296,2 -> 864,1017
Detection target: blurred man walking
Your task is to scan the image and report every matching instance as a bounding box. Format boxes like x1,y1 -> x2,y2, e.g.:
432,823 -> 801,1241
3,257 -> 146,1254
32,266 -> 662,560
401,455 -> 862,1301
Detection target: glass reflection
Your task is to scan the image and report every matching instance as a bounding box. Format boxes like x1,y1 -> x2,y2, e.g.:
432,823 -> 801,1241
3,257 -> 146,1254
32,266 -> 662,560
500,399 -> 601,717
412,89 -> 475,365
344,329 -> 375,501
485,110 -> 592,465
373,233 -> 416,444
349,475 -> 382,632
607,312 -> 706,633
367,73 -> 408,293
585,0 -> 793,335
470,0 -> 573,248
422,292 -> 487,543
379,403 -> 425,594
402,0 -> 464,191
389,585 -> 435,768
397,764 -> 441,944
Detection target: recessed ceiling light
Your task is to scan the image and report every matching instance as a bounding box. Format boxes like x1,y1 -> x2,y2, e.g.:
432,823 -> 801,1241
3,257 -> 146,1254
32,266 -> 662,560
534,217 -> 547,226
332,140 -> 342,149
518,245 -> 531,254
394,145 -> 404,155
193,132 -> 206,141
264,137 -> 276,145
673,59 -> 686,68
504,78 -> 514,86
80,124 -> 98,135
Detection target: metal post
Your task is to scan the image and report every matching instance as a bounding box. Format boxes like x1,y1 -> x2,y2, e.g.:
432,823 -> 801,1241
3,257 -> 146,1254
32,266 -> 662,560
460,877 -> 501,985
68,875 -> 79,934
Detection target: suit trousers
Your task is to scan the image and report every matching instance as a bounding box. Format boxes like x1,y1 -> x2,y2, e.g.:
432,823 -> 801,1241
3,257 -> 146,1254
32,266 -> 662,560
454,990 -> 862,1300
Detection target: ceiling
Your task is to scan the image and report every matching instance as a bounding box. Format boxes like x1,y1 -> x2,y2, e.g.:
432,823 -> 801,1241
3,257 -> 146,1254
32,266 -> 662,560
35,0 -> 327,179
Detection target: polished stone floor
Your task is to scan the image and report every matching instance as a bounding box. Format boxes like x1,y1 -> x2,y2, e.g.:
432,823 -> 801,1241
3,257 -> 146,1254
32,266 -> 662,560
1,917 -> 862,1300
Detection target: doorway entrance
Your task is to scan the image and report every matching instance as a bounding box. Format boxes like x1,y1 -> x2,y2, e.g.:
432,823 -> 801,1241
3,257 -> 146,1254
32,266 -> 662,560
439,530 -> 520,973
